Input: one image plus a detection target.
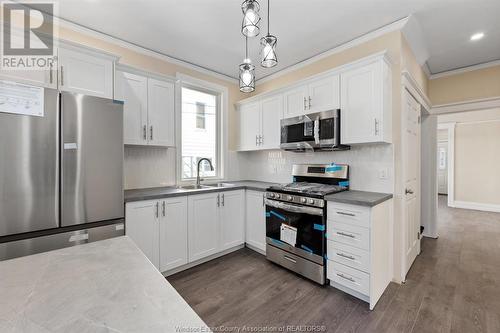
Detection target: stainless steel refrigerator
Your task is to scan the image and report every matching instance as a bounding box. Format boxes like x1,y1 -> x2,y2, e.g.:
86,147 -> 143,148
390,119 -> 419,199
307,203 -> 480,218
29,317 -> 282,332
0,84 -> 125,260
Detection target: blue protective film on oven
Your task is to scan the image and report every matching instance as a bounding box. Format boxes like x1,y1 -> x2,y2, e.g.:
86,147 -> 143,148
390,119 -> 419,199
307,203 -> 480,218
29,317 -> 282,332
301,245 -> 313,253
265,212 -> 271,218
270,210 -> 286,221
271,238 -> 286,246
338,181 -> 349,187
313,224 -> 325,231
326,164 -> 342,172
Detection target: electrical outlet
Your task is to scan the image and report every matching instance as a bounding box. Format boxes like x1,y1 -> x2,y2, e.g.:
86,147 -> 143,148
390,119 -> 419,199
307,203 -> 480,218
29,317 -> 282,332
379,168 -> 388,180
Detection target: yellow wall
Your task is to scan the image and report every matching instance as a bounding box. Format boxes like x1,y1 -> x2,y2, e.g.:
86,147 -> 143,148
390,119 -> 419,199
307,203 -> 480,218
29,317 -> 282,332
429,65 -> 500,105
400,35 -> 428,95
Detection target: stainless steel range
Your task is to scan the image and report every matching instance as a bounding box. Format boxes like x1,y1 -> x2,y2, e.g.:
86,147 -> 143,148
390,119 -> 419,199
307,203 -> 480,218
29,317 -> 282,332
265,164 -> 349,284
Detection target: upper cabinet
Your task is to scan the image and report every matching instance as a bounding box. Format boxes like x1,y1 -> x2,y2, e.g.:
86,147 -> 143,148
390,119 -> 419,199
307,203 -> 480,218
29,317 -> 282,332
238,93 -> 283,151
115,67 -> 175,147
283,74 -> 340,118
58,45 -> 115,98
0,66 -> 56,89
340,59 -> 391,144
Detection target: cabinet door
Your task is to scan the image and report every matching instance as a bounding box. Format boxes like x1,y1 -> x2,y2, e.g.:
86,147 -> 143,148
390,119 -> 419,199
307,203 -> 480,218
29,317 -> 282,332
307,75 -> 340,113
0,66 -> 56,89
125,200 -> 160,269
58,47 -> 114,98
115,71 -> 148,145
341,62 -> 382,144
283,85 -> 308,118
220,190 -> 245,250
147,78 -> 175,147
260,94 -> 283,150
238,101 -> 261,151
188,192 -> 220,262
245,190 -> 266,253
159,196 -> 188,272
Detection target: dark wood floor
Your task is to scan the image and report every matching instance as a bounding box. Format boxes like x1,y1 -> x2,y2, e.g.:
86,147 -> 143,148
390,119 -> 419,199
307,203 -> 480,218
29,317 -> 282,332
168,196 -> 500,332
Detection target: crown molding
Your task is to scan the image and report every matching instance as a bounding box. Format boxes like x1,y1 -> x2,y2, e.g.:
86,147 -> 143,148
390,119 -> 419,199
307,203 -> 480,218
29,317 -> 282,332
431,96 -> 500,115
429,59 -> 500,80
256,16 -> 409,84
401,70 -> 432,111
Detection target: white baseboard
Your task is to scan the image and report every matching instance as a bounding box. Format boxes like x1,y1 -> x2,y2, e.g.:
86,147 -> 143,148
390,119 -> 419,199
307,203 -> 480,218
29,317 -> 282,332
453,200 -> 500,213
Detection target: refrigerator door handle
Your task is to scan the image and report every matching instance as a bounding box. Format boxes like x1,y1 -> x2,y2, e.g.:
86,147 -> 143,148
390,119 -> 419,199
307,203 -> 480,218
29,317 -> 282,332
150,125 -> 153,141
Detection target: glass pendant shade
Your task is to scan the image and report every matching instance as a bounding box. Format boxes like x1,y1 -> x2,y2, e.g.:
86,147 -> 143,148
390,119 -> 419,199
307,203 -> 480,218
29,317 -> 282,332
241,0 -> 260,37
239,59 -> 255,93
260,34 -> 277,68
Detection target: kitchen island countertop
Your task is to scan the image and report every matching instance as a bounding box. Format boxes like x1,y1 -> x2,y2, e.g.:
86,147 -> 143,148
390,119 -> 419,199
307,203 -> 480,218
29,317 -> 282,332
0,236 -> 210,333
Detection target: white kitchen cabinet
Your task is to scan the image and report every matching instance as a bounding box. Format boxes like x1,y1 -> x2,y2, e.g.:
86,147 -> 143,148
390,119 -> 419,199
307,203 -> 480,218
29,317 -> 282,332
283,85 -> 308,118
188,192 -> 220,262
58,45 -> 115,98
159,196 -> 188,272
147,78 -> 175,146
245,190 -> 266,253
115,71 -> 148,145
220,190 -> 245,250
0,66 -> 56,89
238,93 -> 283,151
340,59 -> 391,144
125,200 -> 160,269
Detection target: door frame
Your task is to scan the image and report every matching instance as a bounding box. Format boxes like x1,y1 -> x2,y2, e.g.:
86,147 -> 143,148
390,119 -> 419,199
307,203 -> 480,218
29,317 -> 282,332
437,122 -> 456,207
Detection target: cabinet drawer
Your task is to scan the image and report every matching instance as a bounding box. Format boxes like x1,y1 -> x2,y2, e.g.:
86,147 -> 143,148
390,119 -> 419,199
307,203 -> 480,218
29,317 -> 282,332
327,203 -> 370,228
328,261 -> 370,296
327,240 -> 370,273
327,221 -> 370,250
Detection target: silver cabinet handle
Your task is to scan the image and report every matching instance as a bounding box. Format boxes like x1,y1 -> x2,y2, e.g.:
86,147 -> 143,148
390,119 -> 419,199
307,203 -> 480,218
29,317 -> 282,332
336,211 -> 355,217
261,135 -> 264,145
303,97 -> 307,110
162,201 -> 166,217
60,65 -> 64,86
337,252 -> 355,260
217,194 -> 220,207
337,231 -> 355,238
308,96 -> 312,109
262,193 -> 265,206
143,125 -> 147,140
155,202 -> 159,218
405,188 -> 414,195
284,255 -> 297,264
374,118 -> 379,136
150,126 -> 153,141
255,135 -> 258,146
337,273 -> 355,282
49,62 -> 53,84
221,193 -> 225,206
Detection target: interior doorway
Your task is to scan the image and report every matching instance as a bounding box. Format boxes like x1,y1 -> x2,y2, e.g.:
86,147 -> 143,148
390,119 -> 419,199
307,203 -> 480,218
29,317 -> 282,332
437,134 -> 448,195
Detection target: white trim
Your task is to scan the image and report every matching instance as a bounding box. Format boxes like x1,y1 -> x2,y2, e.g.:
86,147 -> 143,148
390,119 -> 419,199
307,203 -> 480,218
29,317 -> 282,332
429,59 -> 500,80
116,63 -> 177,83
58,39 -> 120,61
437,122 -> 455,207
453,201 -> 500,213
401,70 -> 432,111
52,16 -> 239,84
237,51 -> 391,105
431,96 -> 500,115
175,73 -> 229,184
256,16 -> 409,84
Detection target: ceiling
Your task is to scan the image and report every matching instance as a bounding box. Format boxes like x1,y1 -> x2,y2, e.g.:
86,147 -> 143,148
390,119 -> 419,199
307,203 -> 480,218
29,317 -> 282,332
50,0 -> 500,80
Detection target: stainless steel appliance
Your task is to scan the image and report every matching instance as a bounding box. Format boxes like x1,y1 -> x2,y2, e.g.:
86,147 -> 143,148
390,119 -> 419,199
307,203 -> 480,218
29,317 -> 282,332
0,84 -> 124,261
265,164 -> 349,284
280,109 -> 350,152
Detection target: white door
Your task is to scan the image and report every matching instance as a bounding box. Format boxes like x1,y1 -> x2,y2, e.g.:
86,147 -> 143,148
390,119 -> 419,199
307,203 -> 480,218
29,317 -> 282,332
260,94 -> 283,150
283,85 -> 308,118
159,196 -> 188,272
340,62 -> 381,144
238,101 -> 261,151
307,75 -> 340,113
245,190 -> 266,253
0,66 -> 56,89
115,71 -> 148,145
147,78 -> 175,146
58,47 -> 114,98
220,190 -> 245,250
188,192 -> 220,262
125,200 -> 160,269
437,142 -> 448,195
403,90 -> 421,277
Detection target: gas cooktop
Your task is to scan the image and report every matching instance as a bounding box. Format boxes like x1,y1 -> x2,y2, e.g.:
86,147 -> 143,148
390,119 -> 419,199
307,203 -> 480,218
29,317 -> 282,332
268,182 -> 347,197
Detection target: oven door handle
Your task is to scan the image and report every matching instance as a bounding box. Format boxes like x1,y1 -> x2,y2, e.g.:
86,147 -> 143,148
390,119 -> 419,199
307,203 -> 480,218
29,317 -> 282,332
265,198 -> 324,216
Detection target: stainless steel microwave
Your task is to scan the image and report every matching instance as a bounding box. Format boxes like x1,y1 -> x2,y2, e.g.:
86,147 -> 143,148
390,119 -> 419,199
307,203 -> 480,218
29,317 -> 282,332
280,109 -> 349,152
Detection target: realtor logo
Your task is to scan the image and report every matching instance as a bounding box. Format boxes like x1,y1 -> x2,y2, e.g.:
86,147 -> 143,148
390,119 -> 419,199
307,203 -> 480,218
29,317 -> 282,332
1,1 -> 57,70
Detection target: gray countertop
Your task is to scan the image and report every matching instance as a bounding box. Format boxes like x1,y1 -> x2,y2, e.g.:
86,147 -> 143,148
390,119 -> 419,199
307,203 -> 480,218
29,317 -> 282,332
325,190 -> 393,207
125,180 -> 278,203
0,237 -> 210,333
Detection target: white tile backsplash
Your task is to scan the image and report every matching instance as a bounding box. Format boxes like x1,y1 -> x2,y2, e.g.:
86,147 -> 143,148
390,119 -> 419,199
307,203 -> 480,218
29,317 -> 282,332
124,146 -> 176,189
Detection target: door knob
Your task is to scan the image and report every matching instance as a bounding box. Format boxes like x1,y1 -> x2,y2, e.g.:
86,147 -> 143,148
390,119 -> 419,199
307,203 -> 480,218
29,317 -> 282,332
405,188 -> 414,195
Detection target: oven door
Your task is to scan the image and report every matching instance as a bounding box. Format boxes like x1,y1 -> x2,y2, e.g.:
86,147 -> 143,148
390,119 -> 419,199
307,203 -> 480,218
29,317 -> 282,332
265,198 -> 325,264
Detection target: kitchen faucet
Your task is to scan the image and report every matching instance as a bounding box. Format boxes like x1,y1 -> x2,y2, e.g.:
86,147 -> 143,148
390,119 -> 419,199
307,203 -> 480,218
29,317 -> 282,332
196,158 -> 214,187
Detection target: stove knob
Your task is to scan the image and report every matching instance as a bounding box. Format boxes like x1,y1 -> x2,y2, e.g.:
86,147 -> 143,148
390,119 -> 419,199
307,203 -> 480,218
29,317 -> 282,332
301,198 -> 307,203
308,198 -> 315,205
287,195 -> 293,201
275,194 -> 281,199
269,193 -> 275,198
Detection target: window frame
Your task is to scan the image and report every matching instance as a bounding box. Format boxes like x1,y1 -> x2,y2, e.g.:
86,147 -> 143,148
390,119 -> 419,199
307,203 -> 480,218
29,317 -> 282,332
175,73 -> 228,184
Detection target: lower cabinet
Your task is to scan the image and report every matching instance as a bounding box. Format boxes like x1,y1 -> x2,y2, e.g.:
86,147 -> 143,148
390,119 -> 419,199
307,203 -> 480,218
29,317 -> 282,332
245,190 -> 267,253
220,190 -> 245,250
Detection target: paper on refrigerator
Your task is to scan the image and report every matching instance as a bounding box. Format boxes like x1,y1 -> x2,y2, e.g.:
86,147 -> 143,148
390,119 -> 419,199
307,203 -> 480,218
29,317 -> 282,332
0,80 -> 44,117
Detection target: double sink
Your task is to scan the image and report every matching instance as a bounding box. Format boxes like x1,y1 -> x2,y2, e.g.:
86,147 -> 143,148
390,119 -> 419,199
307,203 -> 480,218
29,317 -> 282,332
176,182 -> 236,191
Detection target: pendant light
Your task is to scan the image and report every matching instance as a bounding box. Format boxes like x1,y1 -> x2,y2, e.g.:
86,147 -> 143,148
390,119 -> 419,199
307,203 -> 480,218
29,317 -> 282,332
260,0 -> 277,68
241,0 -> 261,38
239,37 -> 255,93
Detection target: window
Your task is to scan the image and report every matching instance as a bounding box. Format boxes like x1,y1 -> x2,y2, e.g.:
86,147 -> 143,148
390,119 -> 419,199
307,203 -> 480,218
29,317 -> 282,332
181,86 -> 219,180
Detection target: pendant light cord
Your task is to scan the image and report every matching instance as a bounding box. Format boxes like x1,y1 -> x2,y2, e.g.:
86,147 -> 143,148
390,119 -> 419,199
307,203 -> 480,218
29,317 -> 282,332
267,0 -> 270,35
245,36 -> 248,59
